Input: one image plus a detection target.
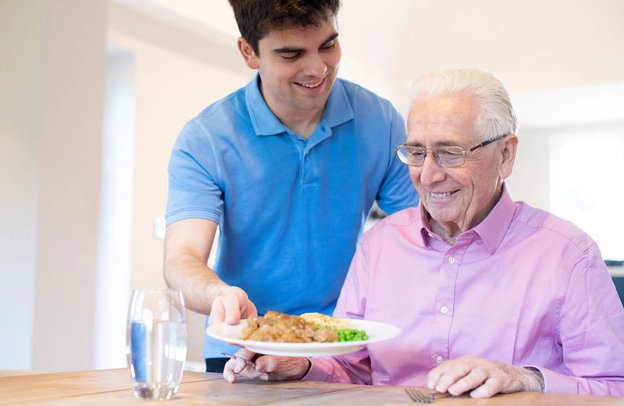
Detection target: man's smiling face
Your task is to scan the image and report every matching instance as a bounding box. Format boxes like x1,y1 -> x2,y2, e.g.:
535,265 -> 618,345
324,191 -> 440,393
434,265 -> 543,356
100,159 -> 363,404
240,14 -> 341,121
406,94 -> 514,239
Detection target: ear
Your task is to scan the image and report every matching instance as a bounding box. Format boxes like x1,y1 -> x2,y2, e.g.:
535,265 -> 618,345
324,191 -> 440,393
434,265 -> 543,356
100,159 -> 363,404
499,134 -> 518,179
237,37 -> 259,70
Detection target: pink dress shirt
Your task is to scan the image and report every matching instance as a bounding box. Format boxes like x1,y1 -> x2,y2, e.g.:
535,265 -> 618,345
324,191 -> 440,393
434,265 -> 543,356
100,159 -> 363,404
306,186 -> 624,395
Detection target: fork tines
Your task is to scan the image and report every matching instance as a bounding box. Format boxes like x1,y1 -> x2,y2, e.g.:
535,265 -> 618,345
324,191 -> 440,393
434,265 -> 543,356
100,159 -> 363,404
404,387 -> 438,404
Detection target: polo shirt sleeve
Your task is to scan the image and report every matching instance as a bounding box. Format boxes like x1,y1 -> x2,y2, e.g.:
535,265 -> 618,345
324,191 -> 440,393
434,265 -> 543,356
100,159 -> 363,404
166,120 -> 224,225
375,107 -> 419,215
538,242 -> 624,395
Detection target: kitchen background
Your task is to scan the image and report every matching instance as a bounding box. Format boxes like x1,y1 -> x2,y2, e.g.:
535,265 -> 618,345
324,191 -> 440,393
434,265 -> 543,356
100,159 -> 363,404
1,0 -> 623,372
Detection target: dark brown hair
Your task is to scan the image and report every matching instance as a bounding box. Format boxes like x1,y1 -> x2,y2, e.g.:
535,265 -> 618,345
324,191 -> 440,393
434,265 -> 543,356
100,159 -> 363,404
228,0 -> 340,55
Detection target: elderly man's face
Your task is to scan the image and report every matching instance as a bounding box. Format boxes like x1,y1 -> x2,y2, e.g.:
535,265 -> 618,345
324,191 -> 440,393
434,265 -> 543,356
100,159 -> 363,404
406,95 -> 517,240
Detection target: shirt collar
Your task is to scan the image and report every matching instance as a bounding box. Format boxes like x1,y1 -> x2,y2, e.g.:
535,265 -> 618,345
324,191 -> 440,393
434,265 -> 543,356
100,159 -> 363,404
417,183 -> 515,254
472,183 -> 515,254
322,78 -> 354,128
245,74 -> 284,136
245,74 -> 354,137
417,204 -> 432,247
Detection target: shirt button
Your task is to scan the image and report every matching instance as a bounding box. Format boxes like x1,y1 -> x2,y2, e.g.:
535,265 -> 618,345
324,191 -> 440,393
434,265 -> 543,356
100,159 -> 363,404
448,256 -> 456,264
435,355 -> 444,364
440,306 -> 449,314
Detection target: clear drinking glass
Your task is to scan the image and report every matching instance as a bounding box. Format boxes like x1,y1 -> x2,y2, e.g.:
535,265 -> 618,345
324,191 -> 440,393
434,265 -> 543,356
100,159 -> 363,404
126,289 -> 187,400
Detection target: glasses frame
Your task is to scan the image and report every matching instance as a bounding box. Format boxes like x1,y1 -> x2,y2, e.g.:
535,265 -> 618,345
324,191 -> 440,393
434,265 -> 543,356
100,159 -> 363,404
396,134 -> 509,168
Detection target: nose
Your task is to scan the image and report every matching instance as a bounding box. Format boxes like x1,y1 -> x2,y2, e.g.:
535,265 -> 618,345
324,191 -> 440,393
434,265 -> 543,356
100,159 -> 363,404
418,153 -> 446,185
302,53 -> 328,78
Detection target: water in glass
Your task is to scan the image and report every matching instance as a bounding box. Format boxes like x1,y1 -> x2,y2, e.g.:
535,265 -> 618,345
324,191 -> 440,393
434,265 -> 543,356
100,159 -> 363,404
127,289 -> 187,400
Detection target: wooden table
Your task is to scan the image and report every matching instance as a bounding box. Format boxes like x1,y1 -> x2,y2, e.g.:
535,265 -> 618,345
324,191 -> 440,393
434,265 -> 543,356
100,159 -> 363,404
0,369 -> 622,405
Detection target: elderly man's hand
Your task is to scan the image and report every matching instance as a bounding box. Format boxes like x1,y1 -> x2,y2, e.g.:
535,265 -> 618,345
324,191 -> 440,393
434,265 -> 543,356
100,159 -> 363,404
427,355 -> 544,398
208,286 -> 257,325
223,348 -> 311,383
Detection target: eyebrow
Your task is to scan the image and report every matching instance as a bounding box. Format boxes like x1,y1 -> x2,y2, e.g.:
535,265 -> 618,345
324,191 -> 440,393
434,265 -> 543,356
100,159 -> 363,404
272,32 -> 339,54
406,140 -> 462,148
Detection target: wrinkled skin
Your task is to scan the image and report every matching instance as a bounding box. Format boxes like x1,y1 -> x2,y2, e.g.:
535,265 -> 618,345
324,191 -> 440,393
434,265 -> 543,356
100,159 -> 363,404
223,348 -> 310,383
427,355 -> 543,398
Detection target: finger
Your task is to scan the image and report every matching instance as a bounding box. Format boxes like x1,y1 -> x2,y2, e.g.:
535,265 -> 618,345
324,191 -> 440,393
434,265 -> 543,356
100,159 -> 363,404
429,363 -> 471,393
427,365 -> 444,389
225,349 -> 256,373
223,356 -> 266,383
226,367 -> 266,382
223,358 -> 238,383
447,368 -> 488,396
220,294 -> 243,325
235,348 -> 258,366
233,356 -> 249,374
244,300 -> 258,319
427,359 -> 461,389
469,376 -> 502,399
208,298 -> 225,325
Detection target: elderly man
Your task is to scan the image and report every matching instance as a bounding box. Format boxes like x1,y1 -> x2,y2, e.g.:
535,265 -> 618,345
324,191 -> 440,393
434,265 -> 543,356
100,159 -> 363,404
223,68 -> 624,397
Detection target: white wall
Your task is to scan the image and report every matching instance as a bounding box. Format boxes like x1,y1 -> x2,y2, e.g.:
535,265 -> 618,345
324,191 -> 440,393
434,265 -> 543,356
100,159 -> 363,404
508,83 -> 624,210
0,0 -> 108,370
31,0 -> 108,370
0,0 -> 46,369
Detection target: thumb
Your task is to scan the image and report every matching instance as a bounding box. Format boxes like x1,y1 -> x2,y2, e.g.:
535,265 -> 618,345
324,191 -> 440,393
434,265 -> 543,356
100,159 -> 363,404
245,300 -> 258,319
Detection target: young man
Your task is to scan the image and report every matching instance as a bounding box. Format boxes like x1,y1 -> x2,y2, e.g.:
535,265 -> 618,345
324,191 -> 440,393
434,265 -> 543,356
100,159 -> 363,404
164,0 -> 419,372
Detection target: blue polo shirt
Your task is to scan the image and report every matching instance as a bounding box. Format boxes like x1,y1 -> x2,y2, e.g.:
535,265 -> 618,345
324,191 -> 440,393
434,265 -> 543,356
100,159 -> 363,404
166,75 -> 419,358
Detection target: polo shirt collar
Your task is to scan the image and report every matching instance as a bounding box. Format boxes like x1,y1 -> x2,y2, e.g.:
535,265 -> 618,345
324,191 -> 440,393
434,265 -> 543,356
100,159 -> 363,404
245,74 -> 284,136
322,78 -> 354,128
245,74 -> 354,137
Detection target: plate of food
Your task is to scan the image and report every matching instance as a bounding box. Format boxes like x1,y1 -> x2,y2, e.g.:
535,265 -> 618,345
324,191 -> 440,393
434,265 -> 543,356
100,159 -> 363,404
206,311 -> 401,357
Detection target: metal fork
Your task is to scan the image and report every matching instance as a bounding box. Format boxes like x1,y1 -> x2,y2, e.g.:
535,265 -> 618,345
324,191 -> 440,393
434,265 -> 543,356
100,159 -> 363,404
220,352 -> 256,369
404,387 -> 448,403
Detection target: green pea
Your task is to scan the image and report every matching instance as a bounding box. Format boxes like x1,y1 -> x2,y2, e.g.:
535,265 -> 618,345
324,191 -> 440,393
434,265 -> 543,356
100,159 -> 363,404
335,328 -> 369,342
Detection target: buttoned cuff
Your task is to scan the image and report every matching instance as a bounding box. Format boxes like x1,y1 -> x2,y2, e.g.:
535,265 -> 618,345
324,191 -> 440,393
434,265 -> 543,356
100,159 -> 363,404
537,367 -> 585,394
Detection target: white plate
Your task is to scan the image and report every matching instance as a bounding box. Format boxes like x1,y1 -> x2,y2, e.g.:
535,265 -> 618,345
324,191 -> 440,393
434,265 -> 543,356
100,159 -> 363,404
206,318 -> 401,357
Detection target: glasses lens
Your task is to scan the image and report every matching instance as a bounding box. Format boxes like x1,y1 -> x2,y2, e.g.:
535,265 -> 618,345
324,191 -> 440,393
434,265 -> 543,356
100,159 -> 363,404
436,147 -> 465,167
396,146 -> 408,164
399,146 -> 426,166
397,145 -> 467,167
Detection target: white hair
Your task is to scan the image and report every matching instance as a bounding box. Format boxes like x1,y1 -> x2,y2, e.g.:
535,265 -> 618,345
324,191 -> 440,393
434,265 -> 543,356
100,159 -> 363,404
410,68 -> 518,141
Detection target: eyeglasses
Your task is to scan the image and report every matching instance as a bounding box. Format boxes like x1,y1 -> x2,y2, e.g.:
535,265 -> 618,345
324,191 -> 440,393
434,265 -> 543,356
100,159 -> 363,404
395,134 -> 508,168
